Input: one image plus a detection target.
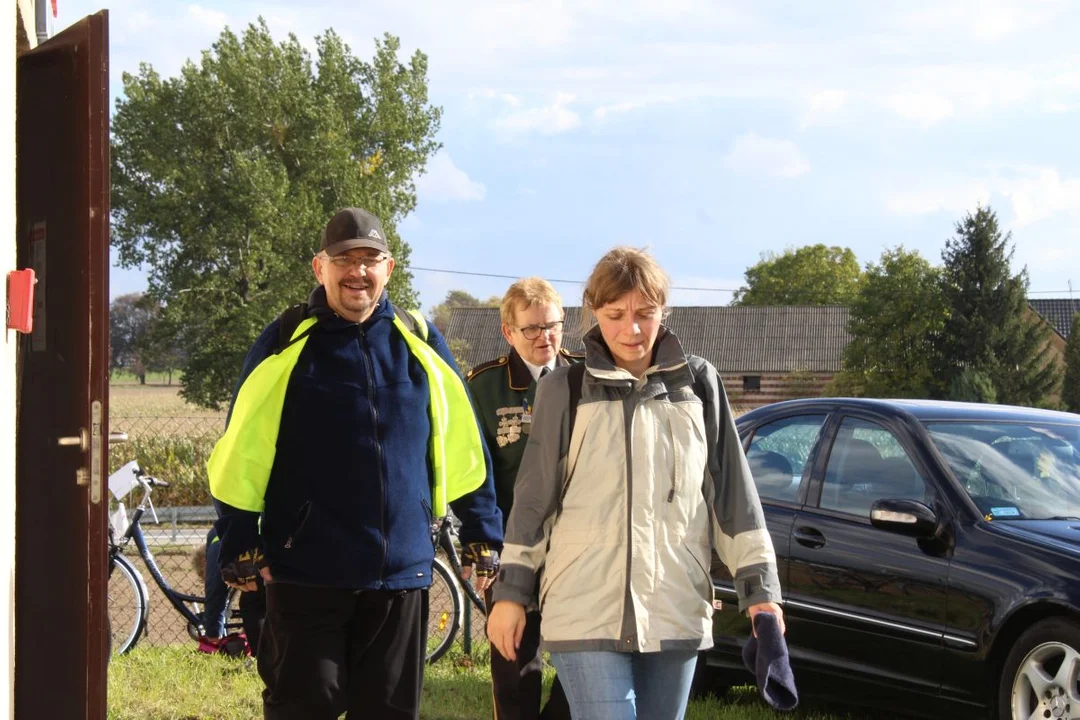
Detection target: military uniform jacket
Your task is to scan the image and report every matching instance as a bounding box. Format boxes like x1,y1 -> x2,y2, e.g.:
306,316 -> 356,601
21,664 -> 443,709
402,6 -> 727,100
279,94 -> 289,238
467,347 -> 581,530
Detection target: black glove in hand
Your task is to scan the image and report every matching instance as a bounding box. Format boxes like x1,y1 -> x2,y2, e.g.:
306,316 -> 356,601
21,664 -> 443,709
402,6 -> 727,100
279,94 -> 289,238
462,542 -> 500,579
220,547 -> 267,587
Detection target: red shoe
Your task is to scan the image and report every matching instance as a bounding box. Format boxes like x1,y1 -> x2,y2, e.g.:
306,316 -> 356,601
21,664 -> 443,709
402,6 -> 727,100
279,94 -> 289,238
197,636 -> 223,654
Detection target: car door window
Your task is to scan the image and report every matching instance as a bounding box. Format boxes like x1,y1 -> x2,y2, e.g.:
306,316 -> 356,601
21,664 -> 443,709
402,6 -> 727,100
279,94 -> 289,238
746,415 -> 827,502
819,417 -> 928,517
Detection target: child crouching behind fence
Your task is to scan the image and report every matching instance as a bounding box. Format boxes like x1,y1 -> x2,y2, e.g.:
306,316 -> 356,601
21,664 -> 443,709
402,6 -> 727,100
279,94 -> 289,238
191,527 -> 266,658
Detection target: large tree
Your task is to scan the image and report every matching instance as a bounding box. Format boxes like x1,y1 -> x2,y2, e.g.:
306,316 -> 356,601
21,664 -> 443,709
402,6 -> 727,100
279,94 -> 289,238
733,244 -> 862,306
937,206 -> 1061,406
111,20 -> 441,408
834,247 -> 947,398
1064,313 -> 1080,413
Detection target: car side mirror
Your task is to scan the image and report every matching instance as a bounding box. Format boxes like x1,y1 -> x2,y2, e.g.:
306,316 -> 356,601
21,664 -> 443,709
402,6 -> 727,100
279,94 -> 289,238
870,499 -> 941,539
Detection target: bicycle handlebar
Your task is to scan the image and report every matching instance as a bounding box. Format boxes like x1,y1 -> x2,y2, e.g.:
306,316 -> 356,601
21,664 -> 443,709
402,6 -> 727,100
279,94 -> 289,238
131,465 -> 169,489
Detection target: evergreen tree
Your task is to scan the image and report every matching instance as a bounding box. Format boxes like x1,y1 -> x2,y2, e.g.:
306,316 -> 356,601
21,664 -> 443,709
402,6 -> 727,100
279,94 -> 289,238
937,207 -> 1061,406
1064,313 -> 1080,413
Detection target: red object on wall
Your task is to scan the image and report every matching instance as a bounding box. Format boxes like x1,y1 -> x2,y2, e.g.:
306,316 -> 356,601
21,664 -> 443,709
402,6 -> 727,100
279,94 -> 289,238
51,0 -> 58,17
7,269 -> 36,333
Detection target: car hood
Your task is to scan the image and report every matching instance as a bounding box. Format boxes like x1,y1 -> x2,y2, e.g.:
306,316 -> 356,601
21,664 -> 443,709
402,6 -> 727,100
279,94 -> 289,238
990,520 -> 1080,554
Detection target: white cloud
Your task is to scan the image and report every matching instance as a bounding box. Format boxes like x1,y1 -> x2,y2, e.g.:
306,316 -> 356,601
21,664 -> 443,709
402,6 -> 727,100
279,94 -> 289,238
799,89 -> 848,128
883,93 -> 955,127
492,93 -> 581,137
415,152 -> 486,203
896,2 -> 1059,42
885,182 -> 992,216
468,89 -> 523,108
723,134 -> 810,178
125,11 -> 153,32
593,101 -> 644,121
884,166 -> 1080,226
1001,168 -> 1080,227
186,4 -> 227,30
592,96 -> 675,121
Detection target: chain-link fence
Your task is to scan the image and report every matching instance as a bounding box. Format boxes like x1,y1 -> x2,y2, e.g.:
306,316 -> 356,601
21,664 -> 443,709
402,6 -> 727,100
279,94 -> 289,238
109,384 -> 489,657
112,518 -> 493,659
110,516 -> 489,657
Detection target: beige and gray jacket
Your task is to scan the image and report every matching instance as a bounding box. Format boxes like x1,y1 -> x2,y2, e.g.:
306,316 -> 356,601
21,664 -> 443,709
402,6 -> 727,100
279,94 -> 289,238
492,325 -> 782,653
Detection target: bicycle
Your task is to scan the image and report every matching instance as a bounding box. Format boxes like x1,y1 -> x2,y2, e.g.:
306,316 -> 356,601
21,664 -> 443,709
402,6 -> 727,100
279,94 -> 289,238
107,464 -> 241,656
425,515 -> 488,664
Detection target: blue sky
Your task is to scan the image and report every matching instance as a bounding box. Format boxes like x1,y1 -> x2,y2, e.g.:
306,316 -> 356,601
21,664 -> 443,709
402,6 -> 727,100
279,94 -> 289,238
54,0 -> 1080,311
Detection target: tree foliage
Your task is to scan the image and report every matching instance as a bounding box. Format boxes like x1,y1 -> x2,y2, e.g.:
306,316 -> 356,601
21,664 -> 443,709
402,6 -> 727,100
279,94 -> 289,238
429,289 -> 500,334
936,206 -> 1061,406
110,293 -> 157,382
836,247 -> 947,398
110,293 -> 186,384
111,20 -> 441,407
733,244 -> 862,306
947,368 -> 998,404
1064,313 -> 1080,413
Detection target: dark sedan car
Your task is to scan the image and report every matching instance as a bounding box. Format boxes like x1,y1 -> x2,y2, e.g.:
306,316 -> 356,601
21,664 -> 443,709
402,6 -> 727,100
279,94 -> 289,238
698,398 -> 1080,719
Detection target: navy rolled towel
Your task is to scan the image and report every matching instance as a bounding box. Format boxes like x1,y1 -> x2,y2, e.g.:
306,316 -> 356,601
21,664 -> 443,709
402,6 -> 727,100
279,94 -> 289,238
741,612 -> 798,711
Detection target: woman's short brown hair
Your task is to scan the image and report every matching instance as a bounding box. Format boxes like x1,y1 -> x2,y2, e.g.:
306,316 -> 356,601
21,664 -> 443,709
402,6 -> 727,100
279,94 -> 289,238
500,277 -> 563,326
582,247 -> 669,329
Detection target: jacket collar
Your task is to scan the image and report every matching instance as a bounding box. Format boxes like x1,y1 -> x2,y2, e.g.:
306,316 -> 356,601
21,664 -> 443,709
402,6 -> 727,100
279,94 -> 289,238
506,348 -> 571,391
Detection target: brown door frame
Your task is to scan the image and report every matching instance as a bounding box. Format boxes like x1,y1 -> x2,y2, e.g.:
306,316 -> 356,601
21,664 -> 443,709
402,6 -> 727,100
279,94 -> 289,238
15,10 -> 110,718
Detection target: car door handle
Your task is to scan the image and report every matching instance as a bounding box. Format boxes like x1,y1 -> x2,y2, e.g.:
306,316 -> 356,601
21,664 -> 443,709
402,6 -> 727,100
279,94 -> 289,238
794,526 -> 826,549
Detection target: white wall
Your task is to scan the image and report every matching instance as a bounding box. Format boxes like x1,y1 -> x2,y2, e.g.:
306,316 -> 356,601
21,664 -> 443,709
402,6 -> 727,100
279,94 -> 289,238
3,3 -> 26,718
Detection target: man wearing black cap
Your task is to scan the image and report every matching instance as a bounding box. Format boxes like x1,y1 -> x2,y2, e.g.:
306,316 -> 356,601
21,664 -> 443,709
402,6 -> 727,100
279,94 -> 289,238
208,207 -> 504,720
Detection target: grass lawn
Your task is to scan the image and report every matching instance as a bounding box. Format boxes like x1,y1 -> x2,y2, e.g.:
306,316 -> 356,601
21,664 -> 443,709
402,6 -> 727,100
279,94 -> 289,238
108,645 -> 863,720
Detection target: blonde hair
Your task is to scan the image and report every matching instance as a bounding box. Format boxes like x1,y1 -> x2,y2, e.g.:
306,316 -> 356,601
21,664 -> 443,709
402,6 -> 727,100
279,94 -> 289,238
500,277 -> 563,326
582,247 -> 669,330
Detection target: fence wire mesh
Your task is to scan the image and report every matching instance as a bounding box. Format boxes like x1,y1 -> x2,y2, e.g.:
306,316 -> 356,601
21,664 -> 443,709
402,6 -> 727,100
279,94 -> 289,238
109,384 -> 489,658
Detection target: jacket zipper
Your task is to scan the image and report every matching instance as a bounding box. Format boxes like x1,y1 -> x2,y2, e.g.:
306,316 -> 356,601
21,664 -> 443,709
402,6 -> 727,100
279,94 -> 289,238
623,392 -> 636,649
359,327 -> 388,588
667,432 -> 678,502
284,500 -> 313,549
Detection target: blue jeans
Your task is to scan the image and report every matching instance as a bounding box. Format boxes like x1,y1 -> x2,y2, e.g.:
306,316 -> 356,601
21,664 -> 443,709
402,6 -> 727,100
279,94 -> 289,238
203,534 -> 229,638
549,649 -> 698,720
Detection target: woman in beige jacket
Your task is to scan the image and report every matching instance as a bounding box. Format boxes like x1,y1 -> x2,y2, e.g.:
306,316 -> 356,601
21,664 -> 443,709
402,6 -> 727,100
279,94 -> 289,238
487,247 -> 785,720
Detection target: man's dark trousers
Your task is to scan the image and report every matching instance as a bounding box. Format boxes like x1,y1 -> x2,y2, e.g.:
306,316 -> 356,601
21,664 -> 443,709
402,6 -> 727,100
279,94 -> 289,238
485,587 -> 572,720
259,582 -> 424,720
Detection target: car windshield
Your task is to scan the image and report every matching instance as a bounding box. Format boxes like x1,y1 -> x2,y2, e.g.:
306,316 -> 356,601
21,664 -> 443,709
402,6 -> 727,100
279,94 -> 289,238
924,421 -> 1080,520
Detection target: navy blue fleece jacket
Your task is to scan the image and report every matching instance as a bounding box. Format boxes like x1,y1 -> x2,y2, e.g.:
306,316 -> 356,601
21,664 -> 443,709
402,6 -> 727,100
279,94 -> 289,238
213,287 -> 503,590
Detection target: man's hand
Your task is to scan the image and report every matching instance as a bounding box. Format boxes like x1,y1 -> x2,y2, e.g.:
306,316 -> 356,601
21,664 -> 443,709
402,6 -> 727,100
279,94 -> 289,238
461,543 -> 499,592
221,548 -> 268,593
487,600 -> 527,662
747,602 -> 785,636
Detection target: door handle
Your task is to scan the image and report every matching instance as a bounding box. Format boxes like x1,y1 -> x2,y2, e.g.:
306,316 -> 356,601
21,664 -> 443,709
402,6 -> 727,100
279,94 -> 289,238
57,429 -> 89,451
109,431 -> 129,445
794,526 -> 827,549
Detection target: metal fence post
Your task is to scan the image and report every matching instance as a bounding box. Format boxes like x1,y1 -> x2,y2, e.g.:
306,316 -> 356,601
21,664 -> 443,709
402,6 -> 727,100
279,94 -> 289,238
462,593 -> 472,656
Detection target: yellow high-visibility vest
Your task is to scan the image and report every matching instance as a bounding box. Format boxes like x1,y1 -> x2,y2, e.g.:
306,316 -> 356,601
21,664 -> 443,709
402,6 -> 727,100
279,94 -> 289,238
207,310 -> 485,517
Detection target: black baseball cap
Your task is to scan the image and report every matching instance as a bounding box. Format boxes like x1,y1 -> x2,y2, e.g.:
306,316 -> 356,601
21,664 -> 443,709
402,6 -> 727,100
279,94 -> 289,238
320,208 -> 389,256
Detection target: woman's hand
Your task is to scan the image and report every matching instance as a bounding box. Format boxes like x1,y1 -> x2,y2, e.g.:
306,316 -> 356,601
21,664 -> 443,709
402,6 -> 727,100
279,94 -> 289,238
486,600 -> 527,661
747,602 -> 785,635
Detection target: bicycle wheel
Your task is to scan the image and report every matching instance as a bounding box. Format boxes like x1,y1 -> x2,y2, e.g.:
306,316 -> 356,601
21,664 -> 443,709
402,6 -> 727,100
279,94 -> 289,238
108,554 -> 149,656
426,558 -> 462,664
